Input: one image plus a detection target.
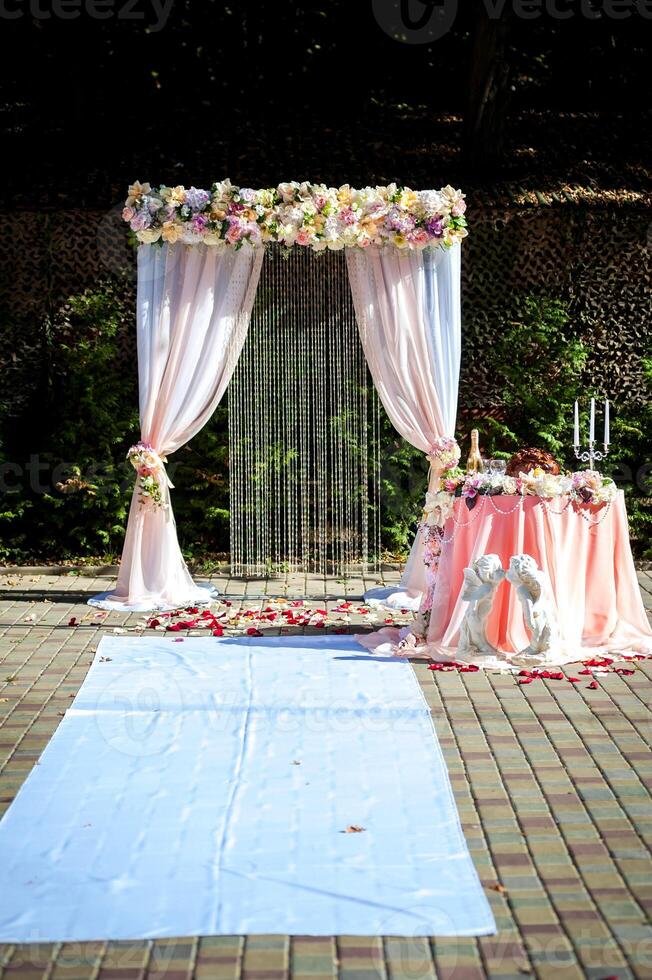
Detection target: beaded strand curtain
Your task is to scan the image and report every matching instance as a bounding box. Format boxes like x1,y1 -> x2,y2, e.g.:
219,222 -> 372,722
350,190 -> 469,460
228,247 -> 381,578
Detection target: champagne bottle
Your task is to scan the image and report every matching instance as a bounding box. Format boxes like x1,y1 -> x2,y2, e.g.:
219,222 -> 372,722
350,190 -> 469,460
466,429 -> 484,473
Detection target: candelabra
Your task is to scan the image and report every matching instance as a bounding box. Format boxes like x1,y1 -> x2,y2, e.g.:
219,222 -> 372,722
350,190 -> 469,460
573,441 -> 610,471
573,397 -> 610,471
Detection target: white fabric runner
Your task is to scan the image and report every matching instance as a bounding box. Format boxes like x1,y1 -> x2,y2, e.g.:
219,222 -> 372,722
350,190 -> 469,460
0,635 -> 495,940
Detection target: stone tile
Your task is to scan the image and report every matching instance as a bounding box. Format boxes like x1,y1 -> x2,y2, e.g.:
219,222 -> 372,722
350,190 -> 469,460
0,572 -> 651,979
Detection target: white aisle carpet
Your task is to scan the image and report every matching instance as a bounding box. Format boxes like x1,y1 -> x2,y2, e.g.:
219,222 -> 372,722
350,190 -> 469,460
0,635 -> 495,941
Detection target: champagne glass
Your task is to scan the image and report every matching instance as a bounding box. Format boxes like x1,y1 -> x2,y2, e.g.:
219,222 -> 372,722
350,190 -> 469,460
490,459 -> 506,476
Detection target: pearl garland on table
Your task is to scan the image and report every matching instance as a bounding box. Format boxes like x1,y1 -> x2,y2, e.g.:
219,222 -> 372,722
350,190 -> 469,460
431,492 -> 614,548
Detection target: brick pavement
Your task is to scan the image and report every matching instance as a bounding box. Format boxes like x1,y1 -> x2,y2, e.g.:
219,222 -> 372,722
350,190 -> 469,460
0,567 -> 651,980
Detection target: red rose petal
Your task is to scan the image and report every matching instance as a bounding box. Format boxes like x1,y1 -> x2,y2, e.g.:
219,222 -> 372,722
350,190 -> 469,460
68,617 -> 77,627
567,677 -> 580,683
246,627 -> 263,636
518,677 -> 535,685
587,680 -> 599,689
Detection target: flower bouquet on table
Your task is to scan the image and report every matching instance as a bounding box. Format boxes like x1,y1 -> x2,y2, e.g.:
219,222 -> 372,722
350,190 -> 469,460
442,467 -> 617,511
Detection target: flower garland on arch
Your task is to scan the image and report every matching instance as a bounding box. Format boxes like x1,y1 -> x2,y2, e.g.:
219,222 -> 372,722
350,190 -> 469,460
123,180 -> 468,251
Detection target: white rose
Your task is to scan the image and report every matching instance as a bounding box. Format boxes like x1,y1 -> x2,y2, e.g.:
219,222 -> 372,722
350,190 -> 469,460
136,228 -> 162,244
596,480 -> 617,503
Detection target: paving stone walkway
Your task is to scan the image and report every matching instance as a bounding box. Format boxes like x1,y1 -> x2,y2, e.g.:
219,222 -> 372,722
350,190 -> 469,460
0,568 -> 651,980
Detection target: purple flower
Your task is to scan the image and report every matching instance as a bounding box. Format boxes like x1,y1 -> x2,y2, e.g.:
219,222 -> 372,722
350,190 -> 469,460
184,186 -> 211,211
386,206 -> 415,234
426,216 -> 444,237
191,213 -> 208,233
239,187 -> 256,204
130,211 -> 152,231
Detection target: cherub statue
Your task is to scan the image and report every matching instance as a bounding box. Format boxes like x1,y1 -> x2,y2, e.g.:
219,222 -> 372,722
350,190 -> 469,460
506,554 -> 560,660
458,554 -> 505,657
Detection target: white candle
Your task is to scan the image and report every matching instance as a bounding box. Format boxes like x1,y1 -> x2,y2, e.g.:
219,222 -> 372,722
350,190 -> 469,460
574,401 -> 579,446
604,399 -> 610,446
589,398 -> 595,443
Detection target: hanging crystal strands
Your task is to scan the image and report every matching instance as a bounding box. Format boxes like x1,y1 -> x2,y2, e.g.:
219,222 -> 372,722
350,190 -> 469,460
229,246 -> 381,578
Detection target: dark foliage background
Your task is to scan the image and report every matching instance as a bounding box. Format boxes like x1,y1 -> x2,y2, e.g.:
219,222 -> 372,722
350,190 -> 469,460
0,1 -> 650,564
1,1 -> 650,204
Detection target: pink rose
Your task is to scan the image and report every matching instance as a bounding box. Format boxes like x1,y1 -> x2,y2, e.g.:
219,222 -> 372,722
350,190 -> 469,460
452,200 -> 467,217
411,229 -> 430,246
295,229 -> 313,246
122,206 -> 135,221
225,222 -> 243,244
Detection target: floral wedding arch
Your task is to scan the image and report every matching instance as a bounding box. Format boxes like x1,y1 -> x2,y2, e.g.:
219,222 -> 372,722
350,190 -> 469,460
89,179 -> 467,611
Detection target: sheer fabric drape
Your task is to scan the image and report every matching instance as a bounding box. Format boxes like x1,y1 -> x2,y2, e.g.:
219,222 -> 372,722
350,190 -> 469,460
90,243 -> 264,611
346,244 -> 461,607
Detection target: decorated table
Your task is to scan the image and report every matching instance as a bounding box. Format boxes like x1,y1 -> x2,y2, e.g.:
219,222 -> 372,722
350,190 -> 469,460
365,457 -> 652,668
422,490 -> 651,663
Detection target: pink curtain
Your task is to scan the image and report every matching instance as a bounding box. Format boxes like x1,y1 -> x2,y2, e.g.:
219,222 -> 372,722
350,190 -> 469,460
346,245 -> 461,605
90,243 -> 264,611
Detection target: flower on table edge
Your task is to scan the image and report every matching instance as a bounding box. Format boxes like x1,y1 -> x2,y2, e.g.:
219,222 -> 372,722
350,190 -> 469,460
421,467 -> 617,533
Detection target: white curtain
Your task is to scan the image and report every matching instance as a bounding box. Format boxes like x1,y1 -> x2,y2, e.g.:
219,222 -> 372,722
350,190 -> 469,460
346,244 -> 461,608
90,243 -> 264,611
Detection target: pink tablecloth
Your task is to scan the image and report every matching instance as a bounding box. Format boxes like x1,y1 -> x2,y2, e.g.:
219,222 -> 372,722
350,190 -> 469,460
427,491 -> 651,661
363,491 -> 652,666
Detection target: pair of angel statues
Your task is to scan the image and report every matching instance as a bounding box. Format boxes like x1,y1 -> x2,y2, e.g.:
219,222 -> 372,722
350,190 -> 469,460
459,553 -> 560,662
